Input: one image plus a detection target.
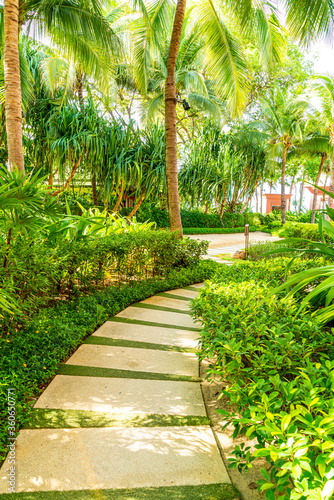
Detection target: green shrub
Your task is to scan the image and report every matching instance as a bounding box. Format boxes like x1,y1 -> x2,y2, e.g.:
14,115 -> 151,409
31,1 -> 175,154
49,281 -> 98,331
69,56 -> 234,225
136,206 -> 262,229
183,226 -> 257,235
0,231 -> 208,324
0,259 -> 221,464
276,222 -> 327,241
191,259 -> 334,500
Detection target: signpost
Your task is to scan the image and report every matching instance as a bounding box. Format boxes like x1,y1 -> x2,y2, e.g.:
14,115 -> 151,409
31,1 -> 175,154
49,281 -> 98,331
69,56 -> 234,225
245,224 -> 249,260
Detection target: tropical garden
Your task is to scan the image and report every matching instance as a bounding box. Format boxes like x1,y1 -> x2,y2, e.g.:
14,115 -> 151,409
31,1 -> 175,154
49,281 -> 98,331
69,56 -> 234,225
2,0 -> 334,498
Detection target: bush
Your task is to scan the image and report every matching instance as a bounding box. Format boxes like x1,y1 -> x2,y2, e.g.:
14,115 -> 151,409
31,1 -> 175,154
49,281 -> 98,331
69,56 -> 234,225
276,222 -> 326,241
136,206 -> 262,229
183,226 -> 257,235
0,259 -> 222,464
0,231 -> 208,324
191,259 -> 334,500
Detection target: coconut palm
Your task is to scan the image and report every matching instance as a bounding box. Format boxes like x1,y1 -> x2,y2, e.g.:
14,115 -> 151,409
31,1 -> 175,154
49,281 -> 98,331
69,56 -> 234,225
3,0 -> 122,173
251,90 -> 309,224
311,77 -> 334,210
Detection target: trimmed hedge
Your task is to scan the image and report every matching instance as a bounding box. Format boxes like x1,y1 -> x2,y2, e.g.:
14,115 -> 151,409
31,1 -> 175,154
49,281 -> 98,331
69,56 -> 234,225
134,206 -> 259,229
0,260 -> 221,464
183,226 -> 257,235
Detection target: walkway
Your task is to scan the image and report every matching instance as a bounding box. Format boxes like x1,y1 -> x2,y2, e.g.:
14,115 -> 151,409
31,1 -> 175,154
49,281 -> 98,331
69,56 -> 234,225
189,231 -> 280,262
0,285 -> 240,499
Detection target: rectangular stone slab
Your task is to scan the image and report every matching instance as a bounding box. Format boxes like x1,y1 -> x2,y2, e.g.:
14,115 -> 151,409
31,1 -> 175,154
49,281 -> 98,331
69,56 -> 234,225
92,322 -> 199,349
165,288 -> 199,298
0,426 -> 230,493
34,375 -> 206,416
141,296 -> 190,311
190,283 -> 205,288
116,307 -> 198,329
66,344 -> 198,377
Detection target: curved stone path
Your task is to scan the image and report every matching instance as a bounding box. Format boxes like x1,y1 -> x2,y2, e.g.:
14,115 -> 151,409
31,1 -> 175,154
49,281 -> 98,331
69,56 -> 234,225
0,285 -> 240,499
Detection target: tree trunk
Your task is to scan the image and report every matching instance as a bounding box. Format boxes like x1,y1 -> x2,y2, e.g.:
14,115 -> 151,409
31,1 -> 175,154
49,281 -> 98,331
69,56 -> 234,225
51,157 -> 82,196
164,0 -> 186,237
328,151 -> 334,209
323,175 -> 329,210
4,0 -> 24,173
288,175 -> 295,211
260,180 -> 263,214
92,172 -> 98,206
219,188 -> 228,221
128,190 -> 146,218
240,177 -> 260,213
281,148 -> 287,224
112,186 -> 124,213
299,181 -> 304,213
311,153 -> 326,223
77,71 -> 84,109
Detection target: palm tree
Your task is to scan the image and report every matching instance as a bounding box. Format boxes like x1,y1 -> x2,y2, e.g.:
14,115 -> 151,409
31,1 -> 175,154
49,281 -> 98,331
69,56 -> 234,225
3,0 -> 121,174
298,132 -> 332,223
252,90 -> 308,224
129,0 -> 285,233
4,0 -> 24,172
311,77 -> 334,210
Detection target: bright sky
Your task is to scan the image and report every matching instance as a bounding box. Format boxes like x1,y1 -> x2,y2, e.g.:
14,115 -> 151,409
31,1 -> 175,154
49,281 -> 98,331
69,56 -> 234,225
308,41 -> 334,76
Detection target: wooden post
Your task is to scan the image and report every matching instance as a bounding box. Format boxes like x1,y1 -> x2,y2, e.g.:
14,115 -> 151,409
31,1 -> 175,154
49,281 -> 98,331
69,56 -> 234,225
245,224 -> 249,260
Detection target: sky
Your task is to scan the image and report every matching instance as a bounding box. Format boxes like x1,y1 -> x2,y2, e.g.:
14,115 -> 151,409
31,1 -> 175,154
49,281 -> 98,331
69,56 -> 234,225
308,41 -> 334,76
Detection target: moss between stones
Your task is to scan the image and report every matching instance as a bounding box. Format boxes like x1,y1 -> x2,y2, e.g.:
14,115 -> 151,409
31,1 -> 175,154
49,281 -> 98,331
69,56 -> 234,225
156,293 -> 192,302
0,483 -> 240,499
57,364 -> 202,382
131,303 -> 191,315
83,336 -> 197,354
109,317 -> 201,332
183,286 -> 203,292
25,408 -> 210,429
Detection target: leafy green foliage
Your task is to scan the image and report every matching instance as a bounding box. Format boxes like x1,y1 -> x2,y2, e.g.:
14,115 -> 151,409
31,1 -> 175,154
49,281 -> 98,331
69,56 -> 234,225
183,226 -> 257,235
136,205 -> 259,229
192,259 -> 334,499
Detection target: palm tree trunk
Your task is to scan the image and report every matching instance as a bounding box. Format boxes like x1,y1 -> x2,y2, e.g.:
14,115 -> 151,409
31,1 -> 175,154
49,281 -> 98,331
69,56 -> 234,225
165,0 -> 186,237
311,153 -> 326,223
4,0 -> 24,173
92,172 -> 98,206
288,175 -> 295,211
328,151 -> 334,210
281,148 -> 287,224
299,181 -> 304,213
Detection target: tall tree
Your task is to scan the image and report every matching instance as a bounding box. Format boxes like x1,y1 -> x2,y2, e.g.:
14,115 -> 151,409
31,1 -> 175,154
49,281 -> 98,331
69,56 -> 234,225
312,77 -> 334,210
252,90 -> 308,224
4,0 -> 24,172
2,0 -> 121,176
165,0 -> 186,235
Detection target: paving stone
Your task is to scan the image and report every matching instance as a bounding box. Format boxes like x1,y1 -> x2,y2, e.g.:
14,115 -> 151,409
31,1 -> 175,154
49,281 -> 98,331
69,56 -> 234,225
92,322 -> 199,349
164,288 -> 199,298
34,375 -> 206,416
189,283 -> 205,288
116,307 -> 198,329
0,426 -> 230,493
66,344 -> 198,377
141,295 -> 190,311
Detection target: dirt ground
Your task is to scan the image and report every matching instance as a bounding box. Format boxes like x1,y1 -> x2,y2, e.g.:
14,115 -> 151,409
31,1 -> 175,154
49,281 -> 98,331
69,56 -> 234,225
200,359 -> 267,500
189,231 -> 279,249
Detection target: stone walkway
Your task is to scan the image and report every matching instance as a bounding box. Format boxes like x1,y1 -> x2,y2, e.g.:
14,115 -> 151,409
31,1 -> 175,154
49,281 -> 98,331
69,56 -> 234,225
0,285 -> 240,499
